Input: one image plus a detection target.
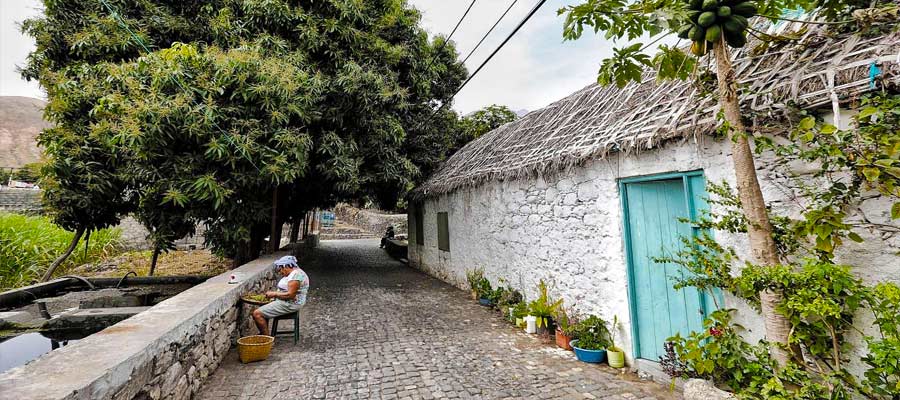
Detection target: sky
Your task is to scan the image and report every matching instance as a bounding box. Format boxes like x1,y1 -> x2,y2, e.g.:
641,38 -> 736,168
0,0 -> 617,114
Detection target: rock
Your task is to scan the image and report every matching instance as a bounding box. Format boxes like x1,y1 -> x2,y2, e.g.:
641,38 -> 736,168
683,379 -> 735,400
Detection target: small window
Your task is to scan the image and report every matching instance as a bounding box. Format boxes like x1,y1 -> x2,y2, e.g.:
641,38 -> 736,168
437,212 -> 450,251
414,206 -> 424,245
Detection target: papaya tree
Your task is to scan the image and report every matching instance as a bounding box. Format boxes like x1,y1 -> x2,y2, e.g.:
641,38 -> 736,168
558,0 -> 891,366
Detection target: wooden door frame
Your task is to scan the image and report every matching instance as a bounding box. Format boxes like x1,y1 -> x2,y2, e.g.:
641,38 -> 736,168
618,170 -> 707,360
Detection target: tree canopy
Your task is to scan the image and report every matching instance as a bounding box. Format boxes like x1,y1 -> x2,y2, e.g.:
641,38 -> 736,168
23,0 -> 468,263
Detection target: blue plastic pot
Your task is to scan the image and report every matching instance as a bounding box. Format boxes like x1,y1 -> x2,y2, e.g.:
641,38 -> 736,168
478,298 -> 492,307
570,340 -> 607,363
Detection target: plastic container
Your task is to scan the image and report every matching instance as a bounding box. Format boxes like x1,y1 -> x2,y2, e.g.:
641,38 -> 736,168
525,315 -> 537,334
570,340 -> 607,363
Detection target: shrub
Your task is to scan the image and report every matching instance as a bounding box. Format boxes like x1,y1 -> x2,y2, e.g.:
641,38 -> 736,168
0,212 -> 121,289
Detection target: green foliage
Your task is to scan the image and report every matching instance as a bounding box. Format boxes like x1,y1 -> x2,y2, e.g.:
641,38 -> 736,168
559,0 -> 887,87
23,0 -> 470,259
864,283 -> 900,397
572,315 -> 611,350
555,305 -> 582,336
449,105 -> 517,155
466,268 -> 485,291
659,177 -> 900,398
10,163 -> 44,183
0,212 -> 121,289
512,300 -> 530,319
528,279 -> 563,328
663,309 -> 839,399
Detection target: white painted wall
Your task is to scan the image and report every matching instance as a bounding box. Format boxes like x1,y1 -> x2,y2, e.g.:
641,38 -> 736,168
409,134 -> 899,375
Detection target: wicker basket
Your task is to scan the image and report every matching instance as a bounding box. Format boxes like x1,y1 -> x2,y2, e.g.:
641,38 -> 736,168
237,335 -> 274,364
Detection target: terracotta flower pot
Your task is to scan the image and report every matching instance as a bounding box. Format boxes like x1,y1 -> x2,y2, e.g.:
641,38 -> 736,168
555,330 -> 573,351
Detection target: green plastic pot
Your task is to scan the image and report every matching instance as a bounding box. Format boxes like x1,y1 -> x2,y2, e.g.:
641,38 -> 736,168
607,348 -> 625,368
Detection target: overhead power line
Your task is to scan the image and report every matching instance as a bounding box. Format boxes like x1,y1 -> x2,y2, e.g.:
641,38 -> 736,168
418,0 -> 548,128
427,0 -> 478,67
452,0 -> 548,99
461,0 -> 519,65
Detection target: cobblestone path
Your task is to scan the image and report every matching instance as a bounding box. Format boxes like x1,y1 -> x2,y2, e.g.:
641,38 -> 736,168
199,239 -> 680,400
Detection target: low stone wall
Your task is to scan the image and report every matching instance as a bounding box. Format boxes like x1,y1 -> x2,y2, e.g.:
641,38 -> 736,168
0,187 -> 41,213
0,253 -> 282,400
333,203 -> 407,236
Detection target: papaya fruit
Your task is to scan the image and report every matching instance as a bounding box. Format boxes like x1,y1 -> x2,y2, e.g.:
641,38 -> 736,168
678,24 -> 694,39
724,30 -> 747,48
731,14 -> 749,29
705,24 -> 722,42
732,1 -> 757,17
717,6 -> 731,17
722,17 -> 744,34
702,0 -> 719,11
690,40 -> 708,56
689,25 -> 706,41
698,11 -> 717,27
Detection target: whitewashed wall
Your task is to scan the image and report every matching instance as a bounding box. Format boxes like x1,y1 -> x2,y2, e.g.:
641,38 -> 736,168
409,134 -> 899,374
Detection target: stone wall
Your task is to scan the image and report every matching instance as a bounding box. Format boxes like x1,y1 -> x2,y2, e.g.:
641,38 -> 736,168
408,134 -> 898,376
0,253 -> 281,400
334,203 -> 407,236
0,187 -> 41,213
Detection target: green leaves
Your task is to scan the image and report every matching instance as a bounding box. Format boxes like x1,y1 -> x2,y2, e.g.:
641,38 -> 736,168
598,43 -> 652,88
653,44 -> 696,81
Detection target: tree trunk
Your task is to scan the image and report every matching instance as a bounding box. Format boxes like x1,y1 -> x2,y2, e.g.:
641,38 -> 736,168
268,187 -> 282,254
289,218 -> 301,243
713,38 -> 793,366
148,246 -> 161,276
41,227 -> 85,282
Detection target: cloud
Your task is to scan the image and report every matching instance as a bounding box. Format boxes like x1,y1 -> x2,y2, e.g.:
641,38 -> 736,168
0,0 -> 44,99
410,0 -> 616,114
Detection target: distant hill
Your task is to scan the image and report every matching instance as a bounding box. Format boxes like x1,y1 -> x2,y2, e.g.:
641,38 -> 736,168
514,109 -> 529,117
0,96 -> 48,168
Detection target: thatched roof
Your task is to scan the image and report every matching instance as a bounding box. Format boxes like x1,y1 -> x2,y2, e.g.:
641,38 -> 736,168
415,19 -> 900,198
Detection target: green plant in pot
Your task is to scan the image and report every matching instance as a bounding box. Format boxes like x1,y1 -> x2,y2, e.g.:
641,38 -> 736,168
471,276 -> 493,306
466,268 -> 485,300
512,301 -> 529,328
528,280 -> 562,337
497,286 -> 523,320
606,315 -> 625,368
555,305 -> 581,351
570,315 -> 611,363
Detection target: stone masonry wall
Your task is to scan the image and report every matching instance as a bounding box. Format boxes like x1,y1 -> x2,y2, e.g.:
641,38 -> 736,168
408,134 -> 898,375
0,188 -> 41,213
334,203 -> 408,236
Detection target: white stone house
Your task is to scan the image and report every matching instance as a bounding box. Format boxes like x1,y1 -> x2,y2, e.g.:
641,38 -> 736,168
408,23 -> 899,377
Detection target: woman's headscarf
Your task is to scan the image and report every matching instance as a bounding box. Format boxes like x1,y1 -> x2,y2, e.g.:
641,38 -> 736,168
273,255 -> 298,270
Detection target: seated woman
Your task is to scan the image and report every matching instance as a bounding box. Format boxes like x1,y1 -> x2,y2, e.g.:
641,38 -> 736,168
251,255 -> 309,336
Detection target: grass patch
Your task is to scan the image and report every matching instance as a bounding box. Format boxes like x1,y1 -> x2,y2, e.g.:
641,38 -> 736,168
73,250 -> 231,278
0,212 -> 122,290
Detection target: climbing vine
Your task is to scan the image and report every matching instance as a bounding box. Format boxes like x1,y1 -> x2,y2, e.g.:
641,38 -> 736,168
657,93 -> 900,399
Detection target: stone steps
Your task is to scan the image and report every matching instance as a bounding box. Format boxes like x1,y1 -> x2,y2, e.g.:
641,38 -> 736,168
319,221 -> 378,240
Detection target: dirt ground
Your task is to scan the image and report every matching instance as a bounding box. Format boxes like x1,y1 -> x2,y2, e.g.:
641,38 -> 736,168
72,249 -> 232,278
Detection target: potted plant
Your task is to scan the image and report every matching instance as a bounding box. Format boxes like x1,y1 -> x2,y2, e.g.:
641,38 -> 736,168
512,301 -> 528,328
527,280 -> 562,338
497,287 -> 523,320
474,277 -> 493,306
488,286 -> 506,311
466,268 -> 485,300
606,315 -> 625,368
570,315 -> 611,363
554,306 -> 580,351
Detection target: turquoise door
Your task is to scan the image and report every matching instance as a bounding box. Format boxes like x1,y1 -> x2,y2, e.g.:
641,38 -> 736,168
620,172 -> 711,361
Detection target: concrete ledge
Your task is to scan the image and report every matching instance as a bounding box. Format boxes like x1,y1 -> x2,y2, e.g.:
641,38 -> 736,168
0,252 -> 282,400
